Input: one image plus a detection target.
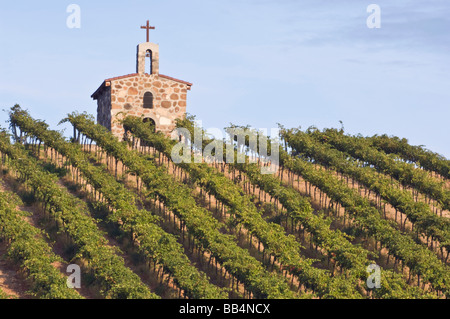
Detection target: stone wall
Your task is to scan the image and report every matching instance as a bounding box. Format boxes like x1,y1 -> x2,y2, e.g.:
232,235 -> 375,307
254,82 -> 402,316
108,73 -> 188,139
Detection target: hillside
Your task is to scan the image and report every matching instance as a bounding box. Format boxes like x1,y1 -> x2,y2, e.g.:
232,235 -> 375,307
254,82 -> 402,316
0,105 -> 449,299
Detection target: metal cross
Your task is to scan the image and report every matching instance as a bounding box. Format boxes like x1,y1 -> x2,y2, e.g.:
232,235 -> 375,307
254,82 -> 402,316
140,20 -> 155,42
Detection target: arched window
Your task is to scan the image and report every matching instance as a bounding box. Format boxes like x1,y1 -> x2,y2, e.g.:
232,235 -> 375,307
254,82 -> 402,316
146,50 -> 153,74
143,117 -> 156,132
141,118 -> 156,147
143,92 -> 154,109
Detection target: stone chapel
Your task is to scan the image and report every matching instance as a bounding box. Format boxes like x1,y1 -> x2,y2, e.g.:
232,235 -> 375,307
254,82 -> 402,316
91,21 -> 192,140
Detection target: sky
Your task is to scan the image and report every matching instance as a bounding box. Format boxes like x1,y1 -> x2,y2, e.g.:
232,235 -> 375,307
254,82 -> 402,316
0,0 -> 449,157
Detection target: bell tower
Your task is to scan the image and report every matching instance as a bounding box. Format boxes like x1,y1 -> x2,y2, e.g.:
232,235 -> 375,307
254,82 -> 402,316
137,20 -> 159,75
137,42 -> 159,75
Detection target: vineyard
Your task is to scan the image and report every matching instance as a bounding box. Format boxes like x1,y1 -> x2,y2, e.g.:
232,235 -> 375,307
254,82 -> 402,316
1,104 -> 449,299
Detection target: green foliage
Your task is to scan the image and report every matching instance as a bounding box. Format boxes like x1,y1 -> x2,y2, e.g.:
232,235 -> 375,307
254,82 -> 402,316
0,121 -> 158,299
123,116 -> 367,299
279,129 -> 449,297
309,128 -> 450,211
9,107 -> 227,299
369,134 -> 450,180
5,105 -> 445,299
281,128 -> 450,253
67,113 -> 298,299
0,189 -> 82,299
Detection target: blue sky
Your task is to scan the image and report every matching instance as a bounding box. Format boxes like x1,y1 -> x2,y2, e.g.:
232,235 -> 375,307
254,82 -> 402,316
0,0 -> 449,157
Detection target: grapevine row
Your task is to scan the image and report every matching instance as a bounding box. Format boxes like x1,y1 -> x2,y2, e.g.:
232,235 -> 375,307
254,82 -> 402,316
0,127 -> 158,299
121,116 -> 362,299
368,134 -> 450,180
310,129 -> 450,211
276,148 -> 450,297
9,107 -> 227,299
227,163 -> 429,298
0,187 -> 82,299
155,116 -> 429,298
281,128 -> 450,258
64,112 -> 299,299
209,123 -> 446,297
